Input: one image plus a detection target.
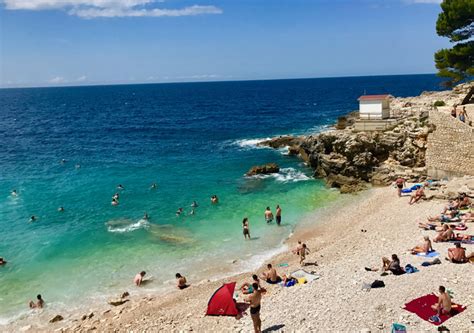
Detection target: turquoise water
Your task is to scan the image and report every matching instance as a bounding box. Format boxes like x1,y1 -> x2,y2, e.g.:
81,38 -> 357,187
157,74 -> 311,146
0,75 -> 444,320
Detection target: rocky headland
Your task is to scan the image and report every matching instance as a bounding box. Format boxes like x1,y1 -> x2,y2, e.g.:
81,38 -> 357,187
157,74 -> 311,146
257,82 -> 473,194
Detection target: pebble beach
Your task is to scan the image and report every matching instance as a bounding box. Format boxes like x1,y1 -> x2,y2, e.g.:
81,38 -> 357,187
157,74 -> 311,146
7,181 -> 473,332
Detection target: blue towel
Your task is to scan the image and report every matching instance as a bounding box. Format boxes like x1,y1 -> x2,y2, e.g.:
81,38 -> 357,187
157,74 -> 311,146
416,251 -> 439,258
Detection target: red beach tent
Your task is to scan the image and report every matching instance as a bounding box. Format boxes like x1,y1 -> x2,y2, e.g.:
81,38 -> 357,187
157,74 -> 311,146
206,282 -> 239,316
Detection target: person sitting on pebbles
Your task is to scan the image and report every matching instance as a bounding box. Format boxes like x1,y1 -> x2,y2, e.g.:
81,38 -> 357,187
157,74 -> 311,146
240,274 -> 261,294
446,243 -> 467,264
260,263 -> 282,284
176,273 -> 188,290
411,236 -> 433,254
365,254 -> 404,275
408,185 -> 424,205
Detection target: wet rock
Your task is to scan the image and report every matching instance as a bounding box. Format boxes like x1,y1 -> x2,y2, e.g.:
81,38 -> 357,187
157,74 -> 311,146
246,163 -> 280,176
257,136 -> 303,149
108,299 -> 129,306
49,315 -> 64,323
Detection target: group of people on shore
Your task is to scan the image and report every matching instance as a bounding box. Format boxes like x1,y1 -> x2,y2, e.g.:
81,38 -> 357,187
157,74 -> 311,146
450,104 -> 471,126
242,205 -> 282,240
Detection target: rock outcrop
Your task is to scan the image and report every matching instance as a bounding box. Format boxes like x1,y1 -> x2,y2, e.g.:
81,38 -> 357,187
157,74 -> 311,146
246,163 -> 280,176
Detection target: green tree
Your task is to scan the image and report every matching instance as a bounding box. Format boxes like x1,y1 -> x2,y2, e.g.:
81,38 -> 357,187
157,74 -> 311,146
434,0 -> 474,93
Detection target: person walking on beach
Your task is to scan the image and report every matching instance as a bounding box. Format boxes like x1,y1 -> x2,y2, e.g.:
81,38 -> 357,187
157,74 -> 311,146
458,106 -> 468,123
246,283 -> 266,333
243,217 -> 251,239
264,207 -> 273,224
134,271 -> 146,286
275,205 -> 282,225
299,243 -> 310,266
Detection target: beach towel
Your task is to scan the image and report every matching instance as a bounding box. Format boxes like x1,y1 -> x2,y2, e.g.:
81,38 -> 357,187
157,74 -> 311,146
416,251 -> 439,258
449,235 -> 474,244
403,294 -> 466,326
290,269 -> 320,283
455,225 -> 468,231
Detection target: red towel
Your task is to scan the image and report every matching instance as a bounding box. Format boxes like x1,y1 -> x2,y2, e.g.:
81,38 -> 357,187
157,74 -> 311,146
403,294 -> 466,326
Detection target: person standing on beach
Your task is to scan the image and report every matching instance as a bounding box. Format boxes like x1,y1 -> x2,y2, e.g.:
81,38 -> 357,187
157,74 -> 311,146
264,207 -> 273,224
275,205 -> 282,225
395,177 -> 405,197
243,217 -> 251,239
246,283 -> 266,333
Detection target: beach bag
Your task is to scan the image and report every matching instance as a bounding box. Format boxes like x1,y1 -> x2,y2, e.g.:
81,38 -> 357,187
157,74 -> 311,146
404,264 -> 418,274
391,323 -> 406,333
371,280 -> 385,288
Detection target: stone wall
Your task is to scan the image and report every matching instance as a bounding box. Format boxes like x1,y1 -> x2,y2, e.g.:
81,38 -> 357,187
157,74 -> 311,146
426,107 -> 474,179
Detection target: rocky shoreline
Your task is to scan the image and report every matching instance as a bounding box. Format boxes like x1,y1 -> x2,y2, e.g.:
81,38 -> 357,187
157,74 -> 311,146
257,82 -> 473,193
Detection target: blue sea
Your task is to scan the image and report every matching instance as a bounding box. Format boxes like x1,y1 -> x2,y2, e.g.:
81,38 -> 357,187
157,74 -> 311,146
0,74 -> 444,321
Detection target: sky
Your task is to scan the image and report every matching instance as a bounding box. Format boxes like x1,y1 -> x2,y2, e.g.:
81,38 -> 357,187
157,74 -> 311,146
0,0 -> 449,88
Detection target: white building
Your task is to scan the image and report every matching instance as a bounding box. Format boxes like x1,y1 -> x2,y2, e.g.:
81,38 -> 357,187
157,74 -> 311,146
358,94 -> 390,120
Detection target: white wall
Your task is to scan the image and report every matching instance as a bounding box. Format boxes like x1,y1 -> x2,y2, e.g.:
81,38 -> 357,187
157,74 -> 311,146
359,100 -> 389,119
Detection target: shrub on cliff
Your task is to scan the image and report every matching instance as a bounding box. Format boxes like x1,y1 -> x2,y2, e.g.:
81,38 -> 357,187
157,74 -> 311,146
433,100 -> 446,107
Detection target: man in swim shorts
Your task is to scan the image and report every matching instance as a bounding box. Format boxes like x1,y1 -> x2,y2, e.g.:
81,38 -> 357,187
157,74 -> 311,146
246,283 -> 266,333
261,264 -> 281,284
275,205 -> 281,225
431,286 -> 452,316
264,207 -> 273,224
447,242 -> 467,263
299,243 -> 310,266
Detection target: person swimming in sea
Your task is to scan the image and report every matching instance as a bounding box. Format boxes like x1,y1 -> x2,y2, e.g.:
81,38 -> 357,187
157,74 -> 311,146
111,198 -> 119,206
243,217 -> 251,239
11,189 -> 17,196
112,193 -> 120,200
211,195 -> 219,204
189,208 -> 195,215
29,215 -> 37,223
176,208 -> 184,216
117,184 -> 125,190
57,206 -> 65,212
60,159 -> 66,164
191,201 -> 198,208
143,212 -> 149,221
0,257 -> 7,266
150,183 -> 157,189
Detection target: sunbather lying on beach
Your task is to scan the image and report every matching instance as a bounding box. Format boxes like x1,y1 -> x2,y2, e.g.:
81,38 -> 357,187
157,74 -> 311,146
240,275 -> 261,294
176,273 -> 188,289
409,186 -> 424,205
433,224 -> 455,243
261,264 -> 282,284
427,211 -> 460,223
29,294 -> 44,309
446,242 -> 467,264
411,236 -> 433,254
441,199 -> 460,214
460,212 -> 474,223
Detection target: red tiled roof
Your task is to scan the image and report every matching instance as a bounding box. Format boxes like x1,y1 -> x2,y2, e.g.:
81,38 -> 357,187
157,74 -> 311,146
358,94 -> 390,101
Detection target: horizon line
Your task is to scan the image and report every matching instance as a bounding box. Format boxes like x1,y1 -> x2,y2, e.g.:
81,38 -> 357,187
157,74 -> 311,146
0,72 -> 441,90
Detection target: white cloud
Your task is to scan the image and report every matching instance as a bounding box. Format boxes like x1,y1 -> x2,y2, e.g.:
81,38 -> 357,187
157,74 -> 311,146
48,76 -> 66,84
2,0 -> 223,18
76,75 -> 87,82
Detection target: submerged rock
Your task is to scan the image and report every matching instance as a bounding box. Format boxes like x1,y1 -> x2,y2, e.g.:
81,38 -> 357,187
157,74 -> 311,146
246,163 -> 280,176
